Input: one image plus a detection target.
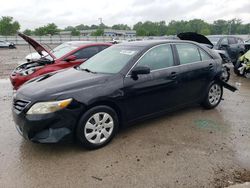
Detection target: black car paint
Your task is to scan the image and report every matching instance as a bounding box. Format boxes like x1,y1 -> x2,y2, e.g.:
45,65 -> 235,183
13,40 -> 224,143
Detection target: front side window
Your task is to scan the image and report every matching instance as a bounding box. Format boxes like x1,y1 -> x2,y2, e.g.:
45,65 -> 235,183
176,44 -> 201,65
237,38 -> 244,44
136,44 -> 174,70
220,38 -> 228,45
73,46 -> 100,59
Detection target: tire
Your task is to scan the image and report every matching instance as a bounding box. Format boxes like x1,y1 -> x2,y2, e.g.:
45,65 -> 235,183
220,66 -> 230,82
202,82 -> 223,109
76,105 -> 119,149
234,60 -> 243,76
9,45 -> 15,49
244,70 -> 250,78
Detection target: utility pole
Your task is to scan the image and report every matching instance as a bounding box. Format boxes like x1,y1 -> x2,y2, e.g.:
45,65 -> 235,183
228,22 -> 232,35
98,18 -> 103,25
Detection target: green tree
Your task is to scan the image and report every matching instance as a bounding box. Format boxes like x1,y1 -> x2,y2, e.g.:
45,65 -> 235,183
64,26 -> 75,31
91,28 -> 104,36
71,28 -> 80,36
34,27 -> 46,36
23,29 -> 33,35
0,16 -> 20,35
211,20 -> 228,34
75,24 -> 90,30
112,24 -> 131,30
45,23 -> 59,35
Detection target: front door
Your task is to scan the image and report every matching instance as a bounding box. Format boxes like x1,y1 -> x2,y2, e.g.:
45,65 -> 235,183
122,44 -> 183,121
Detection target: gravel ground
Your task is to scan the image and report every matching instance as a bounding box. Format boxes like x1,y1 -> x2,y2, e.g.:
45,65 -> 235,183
0,46 -> 250,188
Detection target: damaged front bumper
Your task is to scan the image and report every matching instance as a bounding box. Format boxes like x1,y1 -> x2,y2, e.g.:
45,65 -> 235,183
12,102 -> 84,143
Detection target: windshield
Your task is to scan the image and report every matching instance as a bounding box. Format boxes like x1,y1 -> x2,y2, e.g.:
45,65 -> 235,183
79,45 -> 142,74
51,43 -> 78,59
207,36 -> 221,45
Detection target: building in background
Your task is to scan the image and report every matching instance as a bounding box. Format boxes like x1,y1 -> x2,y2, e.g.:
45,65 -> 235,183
59,29 -> 136,37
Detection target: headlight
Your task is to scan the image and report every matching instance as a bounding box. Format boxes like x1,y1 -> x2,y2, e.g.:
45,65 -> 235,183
27,98 -> 72,115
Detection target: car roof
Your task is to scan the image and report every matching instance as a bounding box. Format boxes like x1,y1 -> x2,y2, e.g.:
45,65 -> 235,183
116,39 -> 194,47
64,41 -> 111,47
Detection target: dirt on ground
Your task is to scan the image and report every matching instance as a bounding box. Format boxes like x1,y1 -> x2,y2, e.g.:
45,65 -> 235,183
1,46 -> 250,188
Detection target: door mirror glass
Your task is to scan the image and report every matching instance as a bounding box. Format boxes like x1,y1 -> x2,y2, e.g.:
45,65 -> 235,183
131,66 -> 150,80
64,55 -> 77,62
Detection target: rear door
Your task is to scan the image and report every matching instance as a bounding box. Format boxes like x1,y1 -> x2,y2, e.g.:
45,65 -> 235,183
174,43 -> 214,103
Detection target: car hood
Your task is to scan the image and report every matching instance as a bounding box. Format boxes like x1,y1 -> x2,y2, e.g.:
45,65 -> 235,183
177,32 -> 214,48
17,68 -> 112,100
18,33 -> 56,59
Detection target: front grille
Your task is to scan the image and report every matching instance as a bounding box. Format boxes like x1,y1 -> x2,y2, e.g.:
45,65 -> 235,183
13,99 -> 30,113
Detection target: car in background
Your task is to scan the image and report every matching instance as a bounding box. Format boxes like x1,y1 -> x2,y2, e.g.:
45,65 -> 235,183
12,40 -> 236,149
244,38 -> 250,51
0,40 -> 16,48
10,33 -> 112,90
207,35 -> 245,64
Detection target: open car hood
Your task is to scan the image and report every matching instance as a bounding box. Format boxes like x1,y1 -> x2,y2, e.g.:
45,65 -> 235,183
177,32 -> 214,48
18,33 -> 56,59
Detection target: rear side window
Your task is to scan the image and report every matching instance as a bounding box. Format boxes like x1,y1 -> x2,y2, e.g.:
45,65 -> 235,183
199,49 -> 212,61
136,44 -> 174,70
175,44 -> 201,65
73,46 -> 99,59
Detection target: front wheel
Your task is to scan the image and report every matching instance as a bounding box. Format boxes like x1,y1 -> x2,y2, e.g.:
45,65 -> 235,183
202,83 -> 223,109
76,105 -> 119,149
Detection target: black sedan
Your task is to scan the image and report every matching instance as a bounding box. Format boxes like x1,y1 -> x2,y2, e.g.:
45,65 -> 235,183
13,40 -> 230,149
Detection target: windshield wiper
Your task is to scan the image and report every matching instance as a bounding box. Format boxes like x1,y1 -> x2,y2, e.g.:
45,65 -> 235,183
80,67 -> 96,74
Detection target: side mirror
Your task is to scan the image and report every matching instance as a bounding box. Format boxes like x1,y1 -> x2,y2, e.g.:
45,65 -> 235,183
131,66 -> 150,80
64,55 -> 77,62
221,44 -> 229,48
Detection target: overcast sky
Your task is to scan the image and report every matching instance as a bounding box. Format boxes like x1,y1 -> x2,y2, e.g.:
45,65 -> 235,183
1,0 -> 250,30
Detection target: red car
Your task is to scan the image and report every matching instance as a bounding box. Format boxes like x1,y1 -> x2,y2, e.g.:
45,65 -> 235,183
10,33 -> 112,90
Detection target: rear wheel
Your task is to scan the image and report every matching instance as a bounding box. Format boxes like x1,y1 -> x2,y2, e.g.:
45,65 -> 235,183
202,83 -> 223,109
76,105 -> 119,149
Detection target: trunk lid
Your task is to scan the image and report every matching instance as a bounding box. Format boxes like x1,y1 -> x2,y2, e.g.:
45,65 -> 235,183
177,32 -> 214,48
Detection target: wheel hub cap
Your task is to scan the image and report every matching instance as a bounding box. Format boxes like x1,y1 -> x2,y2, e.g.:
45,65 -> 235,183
84,112 -> 114,144
208,84 -> 222,106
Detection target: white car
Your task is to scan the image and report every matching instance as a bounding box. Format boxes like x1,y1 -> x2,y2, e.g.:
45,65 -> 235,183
0,40 -> 16,48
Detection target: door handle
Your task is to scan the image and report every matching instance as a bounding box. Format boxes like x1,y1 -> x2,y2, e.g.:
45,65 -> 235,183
170,71 -> 177,79
208,63 -> 214,70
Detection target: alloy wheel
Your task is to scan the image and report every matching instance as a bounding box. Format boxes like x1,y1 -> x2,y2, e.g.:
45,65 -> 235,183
208,84 -> 222,106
